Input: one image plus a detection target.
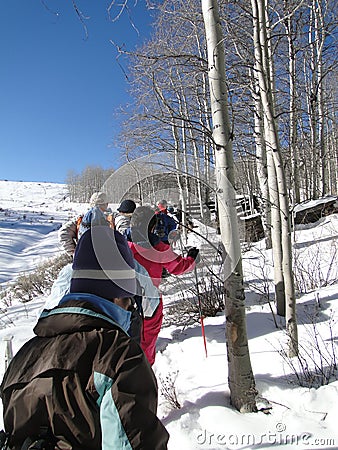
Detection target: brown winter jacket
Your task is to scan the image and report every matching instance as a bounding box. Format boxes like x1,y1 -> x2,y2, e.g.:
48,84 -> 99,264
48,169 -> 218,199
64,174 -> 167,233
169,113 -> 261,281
58,216 -> 82,256
0,293 -> 169,449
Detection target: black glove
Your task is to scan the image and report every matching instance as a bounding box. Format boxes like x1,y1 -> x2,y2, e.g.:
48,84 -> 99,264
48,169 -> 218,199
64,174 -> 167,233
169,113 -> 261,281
187,247 -> 200,262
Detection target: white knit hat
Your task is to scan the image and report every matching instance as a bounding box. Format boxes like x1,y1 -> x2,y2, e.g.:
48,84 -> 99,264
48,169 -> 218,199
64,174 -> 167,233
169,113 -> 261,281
89,192 -> 108,206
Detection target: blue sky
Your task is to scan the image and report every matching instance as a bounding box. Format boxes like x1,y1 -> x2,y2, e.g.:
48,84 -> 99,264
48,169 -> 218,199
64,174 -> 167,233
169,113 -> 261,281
0,1 -> 152,183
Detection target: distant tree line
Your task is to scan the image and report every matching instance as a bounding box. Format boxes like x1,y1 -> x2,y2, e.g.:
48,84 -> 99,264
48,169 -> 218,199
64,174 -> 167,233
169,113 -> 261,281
65,166 -> 114,202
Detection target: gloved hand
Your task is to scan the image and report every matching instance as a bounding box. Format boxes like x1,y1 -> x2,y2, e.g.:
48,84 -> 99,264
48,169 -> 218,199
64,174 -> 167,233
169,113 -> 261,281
168,229 -> 180,244
187,247 -> 200,263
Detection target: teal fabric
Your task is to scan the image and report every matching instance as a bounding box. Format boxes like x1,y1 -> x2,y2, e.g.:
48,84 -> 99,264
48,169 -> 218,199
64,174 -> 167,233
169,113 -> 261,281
59,293 -> 131,332
94,372 -> 113,407
39,306 -> 129,333
94,372 -> 132,450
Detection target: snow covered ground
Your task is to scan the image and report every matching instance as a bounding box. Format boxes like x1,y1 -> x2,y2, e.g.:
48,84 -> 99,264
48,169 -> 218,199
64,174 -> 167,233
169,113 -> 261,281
0,180 -> 337,449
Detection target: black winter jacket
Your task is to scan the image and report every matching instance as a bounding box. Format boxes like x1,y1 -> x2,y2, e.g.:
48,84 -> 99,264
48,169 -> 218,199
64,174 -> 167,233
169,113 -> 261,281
0,293 -> 169,450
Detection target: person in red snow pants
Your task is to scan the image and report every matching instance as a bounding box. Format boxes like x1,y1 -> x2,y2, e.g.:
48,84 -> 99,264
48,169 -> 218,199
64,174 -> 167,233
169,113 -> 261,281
142,300 -> 164,365
126,206 -> 200,365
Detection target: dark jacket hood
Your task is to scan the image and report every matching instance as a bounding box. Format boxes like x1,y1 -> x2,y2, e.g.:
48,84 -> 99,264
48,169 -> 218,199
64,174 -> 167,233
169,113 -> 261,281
34,293 -> 131,338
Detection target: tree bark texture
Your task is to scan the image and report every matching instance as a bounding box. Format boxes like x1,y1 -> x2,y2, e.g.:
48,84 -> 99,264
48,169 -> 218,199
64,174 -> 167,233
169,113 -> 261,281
252,0 -> 298,355
202,0 -> 257,412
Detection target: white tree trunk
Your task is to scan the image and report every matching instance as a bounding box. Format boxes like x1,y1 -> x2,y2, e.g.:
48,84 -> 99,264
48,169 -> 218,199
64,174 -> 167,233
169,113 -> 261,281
250,69 -> 272,249
267,150 -> 285,316
314,0 -> 328,196
252,0 -> 298,356
202,0 -> 257,412
283,3 -> 301,204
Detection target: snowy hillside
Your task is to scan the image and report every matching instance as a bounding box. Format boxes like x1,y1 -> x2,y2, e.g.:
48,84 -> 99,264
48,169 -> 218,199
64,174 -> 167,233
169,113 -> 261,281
0,180 -> 85,284
0,180 -> 338,449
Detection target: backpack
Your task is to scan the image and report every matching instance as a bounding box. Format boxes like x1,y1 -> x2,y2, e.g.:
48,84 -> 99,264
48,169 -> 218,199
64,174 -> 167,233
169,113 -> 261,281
77,207 -> 108,239
154,213 -> 167,239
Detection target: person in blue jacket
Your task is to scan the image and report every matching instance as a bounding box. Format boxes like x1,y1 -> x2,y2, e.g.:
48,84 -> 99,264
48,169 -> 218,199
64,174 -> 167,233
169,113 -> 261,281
154,200 -> 178,244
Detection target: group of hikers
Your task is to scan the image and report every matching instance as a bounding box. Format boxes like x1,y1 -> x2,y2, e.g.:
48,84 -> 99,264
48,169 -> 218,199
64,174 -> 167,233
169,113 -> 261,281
0,192 -> 200,449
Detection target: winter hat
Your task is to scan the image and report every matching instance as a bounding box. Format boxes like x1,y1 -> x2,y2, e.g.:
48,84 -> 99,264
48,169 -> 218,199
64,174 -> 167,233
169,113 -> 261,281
117,199 -> 136,214
70,226 -> 136,300
157,200 -> 167,212
89,191 -> 108,207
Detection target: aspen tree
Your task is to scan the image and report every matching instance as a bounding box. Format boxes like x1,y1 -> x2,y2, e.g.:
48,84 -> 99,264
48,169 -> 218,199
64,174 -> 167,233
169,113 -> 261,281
251,0 -> 298,356
202,0 -> 257,411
